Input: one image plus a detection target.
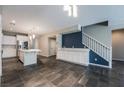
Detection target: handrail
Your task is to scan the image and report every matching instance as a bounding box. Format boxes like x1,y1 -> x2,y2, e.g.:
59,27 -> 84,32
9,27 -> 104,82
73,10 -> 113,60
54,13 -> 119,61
82,32 -> 111,62
82,32 -> 111,49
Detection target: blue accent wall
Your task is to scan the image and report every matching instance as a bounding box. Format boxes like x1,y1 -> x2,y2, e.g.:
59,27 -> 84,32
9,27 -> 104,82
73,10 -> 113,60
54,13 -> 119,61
62,31 -> 84,48
62,31 -> 109,66
89,50 -> 109,66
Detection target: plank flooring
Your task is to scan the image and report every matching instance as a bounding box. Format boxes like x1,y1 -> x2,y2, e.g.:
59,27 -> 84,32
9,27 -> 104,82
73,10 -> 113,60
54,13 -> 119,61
1,56 -> 124,87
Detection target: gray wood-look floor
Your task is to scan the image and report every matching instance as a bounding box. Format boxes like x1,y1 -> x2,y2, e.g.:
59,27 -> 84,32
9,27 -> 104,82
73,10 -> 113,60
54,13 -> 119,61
1,56 -> 124,87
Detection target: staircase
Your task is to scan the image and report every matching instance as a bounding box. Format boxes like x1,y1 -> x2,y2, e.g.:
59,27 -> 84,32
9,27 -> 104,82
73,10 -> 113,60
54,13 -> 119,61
82,31 -> 112,68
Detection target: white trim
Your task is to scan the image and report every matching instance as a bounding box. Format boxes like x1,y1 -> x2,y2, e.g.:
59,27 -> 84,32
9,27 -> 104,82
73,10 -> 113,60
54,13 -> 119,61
57,59 -> 88,66
112,58 -> 124,62
89,63 -> 110,68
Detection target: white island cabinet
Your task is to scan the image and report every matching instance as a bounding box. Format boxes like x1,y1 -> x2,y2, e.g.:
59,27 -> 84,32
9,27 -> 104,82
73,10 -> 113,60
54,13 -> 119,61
18,49 -> 41,66
57,48 -> 89,66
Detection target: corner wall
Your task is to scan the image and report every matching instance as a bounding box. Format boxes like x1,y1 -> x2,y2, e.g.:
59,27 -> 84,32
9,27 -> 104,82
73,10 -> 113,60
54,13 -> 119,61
38,25 -> 80,57
83,25 -> 111,47
112,30 -> 124,61
0,15 -> 2,76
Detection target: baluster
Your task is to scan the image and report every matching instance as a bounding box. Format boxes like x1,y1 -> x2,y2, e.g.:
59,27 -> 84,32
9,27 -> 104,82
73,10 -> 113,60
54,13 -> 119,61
82,34 -> 84,44
88,37 -> 89,47
84,34 -> 86,45
87,36 -> 89,47
106,47 -> 108,60
95,41 -> 96,52
108,48 -> 110,62
92,39 -> 94,51
102,46 -> 104,58
99,44 -> 100,56
98,43 -> 100,54
93,41 -> 95,51
96,42 -> 98,53
101,45 -> 103,56
85,35 -> 87,46
91,38 -> 92,49
93,40 -> 95,51
89,38 -> 91,49
103,46 -> 105,58
89,38 -> 90,48
83,34 -> 85,44
95,41 -> 97,52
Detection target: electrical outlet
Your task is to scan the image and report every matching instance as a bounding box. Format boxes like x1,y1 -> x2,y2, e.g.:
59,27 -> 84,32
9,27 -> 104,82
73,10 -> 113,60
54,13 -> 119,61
95,58 -> 97,61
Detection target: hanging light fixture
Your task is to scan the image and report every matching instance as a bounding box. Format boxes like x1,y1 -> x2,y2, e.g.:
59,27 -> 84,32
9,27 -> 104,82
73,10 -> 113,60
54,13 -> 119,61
29,35 -> 32,40
63,5 -> 78,17
32,34 -> 35,39
9,20 -> 16,31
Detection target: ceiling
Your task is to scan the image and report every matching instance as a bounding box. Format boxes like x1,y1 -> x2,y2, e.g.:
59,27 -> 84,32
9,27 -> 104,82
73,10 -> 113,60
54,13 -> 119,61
1,5 -> 109,35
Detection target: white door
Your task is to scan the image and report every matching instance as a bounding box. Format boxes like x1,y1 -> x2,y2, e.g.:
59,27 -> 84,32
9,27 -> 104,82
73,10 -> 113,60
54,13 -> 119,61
49,38 -> 56,56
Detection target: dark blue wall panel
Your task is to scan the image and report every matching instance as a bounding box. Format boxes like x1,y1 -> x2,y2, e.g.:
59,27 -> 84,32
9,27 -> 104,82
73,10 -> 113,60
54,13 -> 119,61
62,31 -> 109,66
89,50 -> 109,66
62,31 -> 84,48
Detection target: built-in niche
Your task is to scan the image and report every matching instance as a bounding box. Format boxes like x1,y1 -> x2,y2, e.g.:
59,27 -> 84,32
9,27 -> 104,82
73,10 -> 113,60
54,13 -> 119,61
62,31 -> 84,48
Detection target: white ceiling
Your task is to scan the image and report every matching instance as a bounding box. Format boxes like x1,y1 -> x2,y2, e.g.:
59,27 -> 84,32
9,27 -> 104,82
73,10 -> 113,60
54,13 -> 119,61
1,5 -> 109,35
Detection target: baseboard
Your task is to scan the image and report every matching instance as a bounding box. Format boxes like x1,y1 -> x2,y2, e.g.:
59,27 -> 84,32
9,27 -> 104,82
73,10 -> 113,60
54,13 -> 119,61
112,58 -> 124,62
57,58 -> 88,66
89,63 -> 110,68
2,56 -> 17,60
39,54 -> 49,57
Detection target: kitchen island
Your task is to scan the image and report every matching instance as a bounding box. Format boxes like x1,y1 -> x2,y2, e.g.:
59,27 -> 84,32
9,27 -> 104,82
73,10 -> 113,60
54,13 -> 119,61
18,49 -> 41,66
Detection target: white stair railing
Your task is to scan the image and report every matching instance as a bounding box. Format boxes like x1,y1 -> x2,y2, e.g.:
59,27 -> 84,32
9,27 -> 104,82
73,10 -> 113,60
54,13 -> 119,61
82,32 -> 111,63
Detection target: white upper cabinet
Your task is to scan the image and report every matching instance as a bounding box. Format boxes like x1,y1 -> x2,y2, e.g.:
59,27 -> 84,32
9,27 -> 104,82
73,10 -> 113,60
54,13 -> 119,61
16,35 -> 29,41
2,35 -> 16,45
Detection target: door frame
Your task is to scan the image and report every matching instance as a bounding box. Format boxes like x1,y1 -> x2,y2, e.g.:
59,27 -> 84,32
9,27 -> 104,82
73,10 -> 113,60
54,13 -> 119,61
48,36 -> 57,57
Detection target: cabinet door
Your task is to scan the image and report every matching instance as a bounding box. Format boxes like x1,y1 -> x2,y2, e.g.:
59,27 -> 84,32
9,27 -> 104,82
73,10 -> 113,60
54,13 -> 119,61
18,51 -> 24,62
2,46 -> 16,58
16,35 -> 28,41
3,35 -> 16,45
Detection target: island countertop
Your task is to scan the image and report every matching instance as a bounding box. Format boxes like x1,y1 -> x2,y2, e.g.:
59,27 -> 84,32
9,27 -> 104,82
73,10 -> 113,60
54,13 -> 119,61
19,49 -> 41,53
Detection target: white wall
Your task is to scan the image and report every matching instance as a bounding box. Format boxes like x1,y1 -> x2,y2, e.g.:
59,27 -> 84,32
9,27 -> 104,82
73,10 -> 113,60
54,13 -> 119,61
34,37 -> 39,49
49,38 -> 56,56
2,35 -> 17,58
108,6 -> 124,30
39,35 -> 49,57
83,25 -> 111,47
0,15 -> 2,76
112,30 -> 124,61
38,25 -> 80,57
